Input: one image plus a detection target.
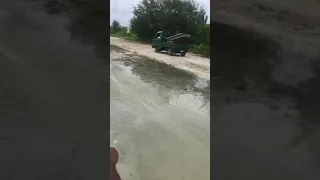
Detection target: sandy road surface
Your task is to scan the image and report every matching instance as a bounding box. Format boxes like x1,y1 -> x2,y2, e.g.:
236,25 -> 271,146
110,37 -> 210,79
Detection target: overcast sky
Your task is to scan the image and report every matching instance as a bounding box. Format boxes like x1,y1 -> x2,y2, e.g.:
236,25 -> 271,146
110,0 -> 210,26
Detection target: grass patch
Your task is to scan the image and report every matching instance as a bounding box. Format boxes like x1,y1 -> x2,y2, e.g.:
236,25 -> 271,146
111,31 -> 140,41
189,44 -> 210,58
110,32 -> 150,44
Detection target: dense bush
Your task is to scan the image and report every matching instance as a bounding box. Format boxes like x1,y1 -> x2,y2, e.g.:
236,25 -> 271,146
194,24 -> 210,46
112,31 -> 140,41
190,23 -> 210,57
189,44 -> 210,57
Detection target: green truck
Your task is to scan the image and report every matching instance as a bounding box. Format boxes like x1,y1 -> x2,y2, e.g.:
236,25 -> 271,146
151,31 -> 192,56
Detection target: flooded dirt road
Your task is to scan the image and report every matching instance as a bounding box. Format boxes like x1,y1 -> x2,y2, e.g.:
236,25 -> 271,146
110,47 -> 210,180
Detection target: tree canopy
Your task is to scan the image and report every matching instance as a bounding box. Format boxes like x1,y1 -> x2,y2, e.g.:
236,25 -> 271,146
111,20 -> 121,33
130,0 -> 208,40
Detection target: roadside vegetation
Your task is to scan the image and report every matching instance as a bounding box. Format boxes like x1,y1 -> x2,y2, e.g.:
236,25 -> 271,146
110,22 -> 141,42
110,0 -> 210,57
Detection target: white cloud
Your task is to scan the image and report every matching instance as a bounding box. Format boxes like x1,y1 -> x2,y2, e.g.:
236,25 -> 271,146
110,0 -> 210,26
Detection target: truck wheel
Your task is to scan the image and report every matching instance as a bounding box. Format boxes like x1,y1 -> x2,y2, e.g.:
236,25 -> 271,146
168,48 -> 173,56
155,47 -> 160,52
181,51 -> 186,56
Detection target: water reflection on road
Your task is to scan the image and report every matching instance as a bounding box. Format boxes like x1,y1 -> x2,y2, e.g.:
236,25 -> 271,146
110,56 -> 210,180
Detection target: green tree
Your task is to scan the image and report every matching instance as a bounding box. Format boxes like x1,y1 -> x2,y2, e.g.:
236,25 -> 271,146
111,20 -> 121,33
130,0 -> 208,40
194,24 -> 210,45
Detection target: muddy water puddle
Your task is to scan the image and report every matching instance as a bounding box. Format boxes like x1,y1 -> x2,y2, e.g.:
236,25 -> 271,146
110,49 -> 210,180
